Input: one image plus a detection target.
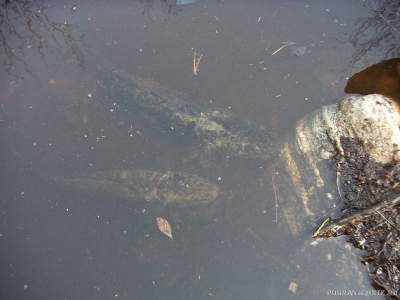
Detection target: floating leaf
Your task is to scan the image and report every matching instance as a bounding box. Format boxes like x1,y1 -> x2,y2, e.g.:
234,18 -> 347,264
288,281 -> 298,294
157,217 -> 174,240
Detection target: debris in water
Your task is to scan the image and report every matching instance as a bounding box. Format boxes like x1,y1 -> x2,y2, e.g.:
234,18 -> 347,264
193,52 -> 203,75
289,45 -> 307,57
271,42 -> 296,56
288,281 -> 298,293
157,217 -> 174,240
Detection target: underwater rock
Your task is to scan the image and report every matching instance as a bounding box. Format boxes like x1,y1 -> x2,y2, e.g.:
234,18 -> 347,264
273,94 -> 400,296
277,94 -> 400,237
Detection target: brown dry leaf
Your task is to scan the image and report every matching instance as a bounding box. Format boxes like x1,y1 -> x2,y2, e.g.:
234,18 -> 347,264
157,217 -> 174,240
288,281 -> 298,294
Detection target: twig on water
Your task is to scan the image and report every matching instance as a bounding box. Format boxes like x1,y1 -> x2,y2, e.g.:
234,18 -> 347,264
272,175 -> 278,223
193,52 -> 203,75
271,42 -> 296,56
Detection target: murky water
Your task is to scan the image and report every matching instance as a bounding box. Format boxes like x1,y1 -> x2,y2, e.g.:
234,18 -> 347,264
0,1 -> 396,299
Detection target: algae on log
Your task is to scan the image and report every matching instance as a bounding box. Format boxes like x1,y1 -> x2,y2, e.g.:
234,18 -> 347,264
277,94 -> 400,237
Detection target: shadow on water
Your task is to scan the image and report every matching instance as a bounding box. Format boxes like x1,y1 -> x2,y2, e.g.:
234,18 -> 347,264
345,58 -> 400,104
1,0 -> 399,299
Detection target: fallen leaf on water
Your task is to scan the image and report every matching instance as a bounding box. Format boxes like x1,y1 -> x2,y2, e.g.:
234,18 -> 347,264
288,281 -> 298,294
157,217 -> 174,240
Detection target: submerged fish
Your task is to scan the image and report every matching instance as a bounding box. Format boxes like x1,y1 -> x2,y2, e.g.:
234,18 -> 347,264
90,50 -> 279,161
57,169 -> 219,207
176,0 -> 197,5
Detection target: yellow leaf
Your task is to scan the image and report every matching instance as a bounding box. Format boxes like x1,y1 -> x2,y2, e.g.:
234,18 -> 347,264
288,281 -> 298,294
157,217 -> 174,240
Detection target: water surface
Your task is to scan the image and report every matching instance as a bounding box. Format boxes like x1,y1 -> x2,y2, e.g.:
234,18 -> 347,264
1,1 -> 396,299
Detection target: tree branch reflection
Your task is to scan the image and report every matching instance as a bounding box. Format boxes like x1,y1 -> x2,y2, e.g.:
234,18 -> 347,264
0,0 -> 85,78
346,0 -> 400,74
139,0 -> 181,18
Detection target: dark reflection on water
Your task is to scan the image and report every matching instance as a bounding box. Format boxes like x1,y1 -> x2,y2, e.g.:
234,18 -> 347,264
0,0 -> 392,299
0,0 -> 85,78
